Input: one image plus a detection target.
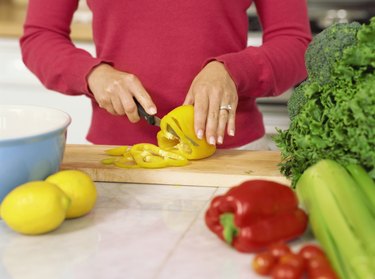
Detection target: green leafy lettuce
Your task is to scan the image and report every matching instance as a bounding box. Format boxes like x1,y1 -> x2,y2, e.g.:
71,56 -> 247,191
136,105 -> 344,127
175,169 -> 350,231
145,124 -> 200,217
275,17 -> 375,187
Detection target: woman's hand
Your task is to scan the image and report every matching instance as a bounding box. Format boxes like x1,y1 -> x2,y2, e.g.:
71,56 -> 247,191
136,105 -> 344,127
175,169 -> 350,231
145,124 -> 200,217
87,64 -> 157,122
184,61 -> 238,145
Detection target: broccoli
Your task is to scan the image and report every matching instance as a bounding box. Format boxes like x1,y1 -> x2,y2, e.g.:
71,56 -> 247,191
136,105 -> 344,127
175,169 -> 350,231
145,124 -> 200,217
287,21 -> 361,122
274,17 -> 375,187
305,21 -> 361,86
287,81 -> 318,121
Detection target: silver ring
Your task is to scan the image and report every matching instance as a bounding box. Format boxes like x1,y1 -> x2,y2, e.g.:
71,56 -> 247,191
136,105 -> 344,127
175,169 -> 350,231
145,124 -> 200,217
219,104 -> 232,111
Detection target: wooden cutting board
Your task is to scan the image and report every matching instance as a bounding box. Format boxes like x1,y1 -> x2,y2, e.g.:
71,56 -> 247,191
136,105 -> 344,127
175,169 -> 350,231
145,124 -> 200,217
61,144 -> 290,187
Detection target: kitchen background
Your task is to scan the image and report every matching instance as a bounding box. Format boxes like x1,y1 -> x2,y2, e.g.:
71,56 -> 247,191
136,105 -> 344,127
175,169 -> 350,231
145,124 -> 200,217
1,0 -> 374,145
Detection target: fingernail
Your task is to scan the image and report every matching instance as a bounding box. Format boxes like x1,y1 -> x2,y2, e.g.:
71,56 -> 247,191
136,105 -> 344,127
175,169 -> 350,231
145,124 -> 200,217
209,136 -> 216,145
148,107 -> 157,115
229,129 -> 235,136
197,129 -> 203,139
217,136 -> 223,144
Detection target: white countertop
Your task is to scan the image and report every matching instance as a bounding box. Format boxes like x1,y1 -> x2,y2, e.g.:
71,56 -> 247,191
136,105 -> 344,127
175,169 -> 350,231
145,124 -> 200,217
0,182 -> 314,279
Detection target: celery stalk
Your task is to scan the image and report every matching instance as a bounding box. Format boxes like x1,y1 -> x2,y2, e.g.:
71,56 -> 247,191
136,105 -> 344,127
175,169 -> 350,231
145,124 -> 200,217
297,180 -> 348,279
296,160 -> 375,279
320,161 -> 375,258
306,200 -> 350,279
346,164 -> 375,216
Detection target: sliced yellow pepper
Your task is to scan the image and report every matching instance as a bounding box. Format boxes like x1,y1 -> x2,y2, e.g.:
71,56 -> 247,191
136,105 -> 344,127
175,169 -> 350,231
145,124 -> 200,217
130,143 -> 189,168
102,146 -> 139,168
101,157 -> 117,165
113,157 -> 139,169
157,105 -> 216,160
104,145 -> 131,156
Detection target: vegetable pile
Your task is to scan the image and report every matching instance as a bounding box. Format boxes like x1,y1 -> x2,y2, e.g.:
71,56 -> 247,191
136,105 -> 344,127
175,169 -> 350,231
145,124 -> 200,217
275,17 -> 375,187
274,17 -> 375,279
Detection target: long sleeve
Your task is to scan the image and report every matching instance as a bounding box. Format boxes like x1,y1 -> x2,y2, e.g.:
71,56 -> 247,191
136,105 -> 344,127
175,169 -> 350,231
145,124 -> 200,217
20,0 -> 105,96
214,0 -> 312,98
19,0 -> 312,147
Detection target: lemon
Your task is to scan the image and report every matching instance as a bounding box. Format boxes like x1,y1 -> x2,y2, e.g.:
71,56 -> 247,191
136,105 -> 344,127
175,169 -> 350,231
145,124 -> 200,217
1,181 -> 70,235
46,170 -> 97,219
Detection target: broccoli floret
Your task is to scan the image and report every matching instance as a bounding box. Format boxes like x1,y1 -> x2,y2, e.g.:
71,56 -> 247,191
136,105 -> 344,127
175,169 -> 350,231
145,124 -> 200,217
287,21 -> 362,123
275,17 -> 375,187
287,81 -> 319,121
287,82 -> 307,121
305,21 -> 361,86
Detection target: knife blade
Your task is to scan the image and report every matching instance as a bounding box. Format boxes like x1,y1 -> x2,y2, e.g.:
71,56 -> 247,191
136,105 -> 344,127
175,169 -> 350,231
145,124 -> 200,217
134,98 -> 161,127
134,98 -> 181,138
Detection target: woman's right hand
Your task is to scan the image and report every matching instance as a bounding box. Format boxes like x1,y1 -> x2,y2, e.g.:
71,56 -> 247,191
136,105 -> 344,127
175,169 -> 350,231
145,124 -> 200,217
87,64 -> 157,122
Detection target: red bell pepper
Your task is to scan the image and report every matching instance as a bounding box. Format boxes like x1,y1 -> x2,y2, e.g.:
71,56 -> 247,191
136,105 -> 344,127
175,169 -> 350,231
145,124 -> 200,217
205,180 -> 308,253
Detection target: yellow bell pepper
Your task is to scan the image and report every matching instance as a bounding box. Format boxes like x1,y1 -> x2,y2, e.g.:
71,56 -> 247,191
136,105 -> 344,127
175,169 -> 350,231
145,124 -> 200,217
157,105 -> 216,160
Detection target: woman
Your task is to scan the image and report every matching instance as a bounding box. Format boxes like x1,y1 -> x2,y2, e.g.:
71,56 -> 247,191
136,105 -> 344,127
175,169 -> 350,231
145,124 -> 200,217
20,0 -> 312,148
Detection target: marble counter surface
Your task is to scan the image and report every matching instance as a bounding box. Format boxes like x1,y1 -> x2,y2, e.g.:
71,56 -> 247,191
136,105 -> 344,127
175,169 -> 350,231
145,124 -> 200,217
0,182 -> 313,279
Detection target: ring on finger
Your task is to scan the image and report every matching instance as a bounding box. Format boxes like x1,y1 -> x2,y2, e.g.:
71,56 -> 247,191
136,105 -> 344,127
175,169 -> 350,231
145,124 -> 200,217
219,104 -> 232,112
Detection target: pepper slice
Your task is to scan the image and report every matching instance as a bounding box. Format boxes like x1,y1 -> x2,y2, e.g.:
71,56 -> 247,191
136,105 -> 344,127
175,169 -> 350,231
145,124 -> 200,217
205,180 -> 308,253
130,143 -> 189,168
101,155 -> 139,168
157,105 -> 216,160
101,146 -> 139,168
104,145 -> 131,156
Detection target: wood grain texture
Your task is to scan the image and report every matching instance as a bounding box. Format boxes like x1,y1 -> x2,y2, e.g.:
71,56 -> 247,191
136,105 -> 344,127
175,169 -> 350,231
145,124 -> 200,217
61,144 -> 290,187
0,2 -> 92,40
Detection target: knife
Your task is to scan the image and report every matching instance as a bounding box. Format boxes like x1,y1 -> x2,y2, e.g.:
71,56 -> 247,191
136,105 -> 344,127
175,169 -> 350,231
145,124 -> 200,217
134,98 -> 161,127
134,98 -> 182,139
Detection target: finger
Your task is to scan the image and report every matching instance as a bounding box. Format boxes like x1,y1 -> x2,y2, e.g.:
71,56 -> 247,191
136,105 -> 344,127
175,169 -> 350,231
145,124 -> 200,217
104,78 -> 139,122
205,94 -> 221,145
227,102 -> 237,137
120,92 -> 140,123
126,74 -> 157,115
107,80 -> 136,117
111,93 -> 127,115
135,94 -> 157,116
96,80 -> 120,115
100,98 -> 117,115
192,92 -> 209,140
183,88 -> 195,105
215,92 -> 233,143
216,109 -> 229,144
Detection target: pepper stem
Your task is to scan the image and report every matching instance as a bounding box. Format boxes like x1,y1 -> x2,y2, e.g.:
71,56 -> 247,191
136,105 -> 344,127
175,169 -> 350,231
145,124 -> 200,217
220,213 -> 239,245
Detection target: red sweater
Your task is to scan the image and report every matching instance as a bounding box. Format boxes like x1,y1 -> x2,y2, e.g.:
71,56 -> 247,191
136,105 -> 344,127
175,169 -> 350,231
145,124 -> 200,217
20,0 -> 311,148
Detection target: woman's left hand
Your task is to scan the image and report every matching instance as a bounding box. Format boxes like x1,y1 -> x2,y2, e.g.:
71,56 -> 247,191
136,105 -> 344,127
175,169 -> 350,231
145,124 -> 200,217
184,61 -> 238,146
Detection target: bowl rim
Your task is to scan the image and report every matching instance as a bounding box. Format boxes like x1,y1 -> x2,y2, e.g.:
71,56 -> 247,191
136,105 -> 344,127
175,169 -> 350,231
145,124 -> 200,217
0,104 -> 72,143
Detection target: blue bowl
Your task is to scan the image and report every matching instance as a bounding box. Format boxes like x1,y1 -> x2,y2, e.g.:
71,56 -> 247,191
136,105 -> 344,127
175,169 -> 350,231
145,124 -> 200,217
0,105 -> 71,203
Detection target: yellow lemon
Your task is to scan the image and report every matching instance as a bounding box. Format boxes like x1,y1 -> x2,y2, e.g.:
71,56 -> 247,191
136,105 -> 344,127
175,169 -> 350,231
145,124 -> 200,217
1,181 -> 70,235
46,170 -> 97,219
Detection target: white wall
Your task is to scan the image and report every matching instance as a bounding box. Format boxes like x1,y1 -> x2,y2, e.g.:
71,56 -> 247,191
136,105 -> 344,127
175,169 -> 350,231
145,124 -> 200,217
0,38 -> 93,144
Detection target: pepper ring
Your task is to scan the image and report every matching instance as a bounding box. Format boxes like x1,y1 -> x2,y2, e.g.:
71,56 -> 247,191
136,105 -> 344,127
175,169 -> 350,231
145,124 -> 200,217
219,104 -> 232,112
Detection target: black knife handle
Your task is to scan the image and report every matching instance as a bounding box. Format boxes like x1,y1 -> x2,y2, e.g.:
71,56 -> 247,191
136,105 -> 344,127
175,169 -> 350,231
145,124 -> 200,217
134,98 -> 156,125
